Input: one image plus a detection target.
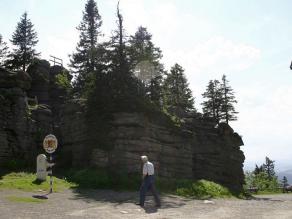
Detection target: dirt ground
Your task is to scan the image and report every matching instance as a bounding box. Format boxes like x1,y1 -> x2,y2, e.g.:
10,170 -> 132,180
1,189 -> 292,219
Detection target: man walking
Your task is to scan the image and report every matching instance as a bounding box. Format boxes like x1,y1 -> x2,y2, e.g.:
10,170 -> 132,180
138,155 -> 161,207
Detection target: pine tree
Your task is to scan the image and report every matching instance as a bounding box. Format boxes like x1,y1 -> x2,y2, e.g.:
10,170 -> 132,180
105,1 -> 143,107
163,63 -> 194,118
6,12 -> 39,71
201,79 -> 222,123
262,157 -> 276,180
129,26 -> 164,106
253,164 -> 264,175
70,0 -> 103,94
221,74 -> 238,123
0,34 -> 9,66
282,176 -> 288,188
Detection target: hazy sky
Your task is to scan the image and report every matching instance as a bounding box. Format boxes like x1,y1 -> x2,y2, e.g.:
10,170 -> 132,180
1,0 -> 291,172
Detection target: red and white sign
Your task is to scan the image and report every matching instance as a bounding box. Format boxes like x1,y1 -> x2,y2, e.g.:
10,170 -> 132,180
43,134 -> 58,154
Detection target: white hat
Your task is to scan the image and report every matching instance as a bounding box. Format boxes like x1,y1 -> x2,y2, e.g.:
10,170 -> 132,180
141,155 -> 148,162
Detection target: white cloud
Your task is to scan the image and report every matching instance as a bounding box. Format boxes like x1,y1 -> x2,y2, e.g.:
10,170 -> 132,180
232,85 -> 292,170
163,36 -> 261,74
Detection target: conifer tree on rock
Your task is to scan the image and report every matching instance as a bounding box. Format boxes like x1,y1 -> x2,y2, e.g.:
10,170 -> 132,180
104,2 -> 143,110
0,34 -> 9,66
129,26 -> 164,107
6,12 -> 39,71
163,63 -> 195,118
221,74 -> 238,124
201,79 -> 222,123
202,75 -> 238,124
70,0 -> 103,94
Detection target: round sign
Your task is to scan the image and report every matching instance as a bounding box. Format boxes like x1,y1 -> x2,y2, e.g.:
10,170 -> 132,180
43,134 -> 58,154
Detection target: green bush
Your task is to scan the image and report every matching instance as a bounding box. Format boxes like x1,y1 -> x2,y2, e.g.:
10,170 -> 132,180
244,171 -> 280,194
176,180 -> 232,198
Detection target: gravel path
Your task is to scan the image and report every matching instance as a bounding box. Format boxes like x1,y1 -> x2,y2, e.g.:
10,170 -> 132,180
1,189 -> 292,219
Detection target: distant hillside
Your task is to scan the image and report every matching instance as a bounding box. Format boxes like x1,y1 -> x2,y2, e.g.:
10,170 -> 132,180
278,169 -> 292,184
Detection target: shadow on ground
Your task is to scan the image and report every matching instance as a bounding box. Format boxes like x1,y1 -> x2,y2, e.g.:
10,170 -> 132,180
251,196 -> 285,202
70,188 -> 187,210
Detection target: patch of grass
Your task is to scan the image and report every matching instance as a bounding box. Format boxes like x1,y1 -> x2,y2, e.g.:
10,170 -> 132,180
0,172 -> 76,192
6,196 -> 46,203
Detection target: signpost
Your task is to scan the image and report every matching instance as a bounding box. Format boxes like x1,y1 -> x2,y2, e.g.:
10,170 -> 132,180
43,134 -> 58,193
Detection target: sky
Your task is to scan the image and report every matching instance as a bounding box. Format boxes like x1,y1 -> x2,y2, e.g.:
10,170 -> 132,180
1,0 -> 291,172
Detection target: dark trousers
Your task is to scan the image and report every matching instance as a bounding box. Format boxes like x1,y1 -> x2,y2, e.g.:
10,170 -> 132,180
139,175 -> 160,206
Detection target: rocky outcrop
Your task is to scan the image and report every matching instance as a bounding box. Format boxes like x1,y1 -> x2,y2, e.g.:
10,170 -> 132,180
0,62 -> 245,190
0,62 -> 67,165
60,103 -> 244,189
188,116 -> 245,191
0,68 -> 32,164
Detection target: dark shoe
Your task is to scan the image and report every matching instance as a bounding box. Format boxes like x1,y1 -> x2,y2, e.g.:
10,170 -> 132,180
135,203 -> 144,207
155,204 -> 161,208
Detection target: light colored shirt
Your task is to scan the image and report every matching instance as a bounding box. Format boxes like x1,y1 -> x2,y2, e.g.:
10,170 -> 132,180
143,161 -> 155,176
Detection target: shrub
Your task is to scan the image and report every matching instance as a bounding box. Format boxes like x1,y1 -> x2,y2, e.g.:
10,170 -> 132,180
175,180 -> 232,198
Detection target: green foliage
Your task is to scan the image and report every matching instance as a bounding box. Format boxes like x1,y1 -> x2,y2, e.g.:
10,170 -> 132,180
70,0 -> 103,95
163,63 -> 195,118
221,75 -> 238,123
245,157 -> 279,193
0,34 -> 9,66
129,26 -> 164,107
281,176 -> 288,187
244,171 -> 280,193
262,157 -> 275,179
55,70 -> 72,90
175,180 -> 232,198
201,80 -> 222,123
6,12 -> 39,71
201,75 -> 238,124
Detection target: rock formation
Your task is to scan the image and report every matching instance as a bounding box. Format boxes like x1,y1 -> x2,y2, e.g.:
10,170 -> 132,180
0,62 -> 245,190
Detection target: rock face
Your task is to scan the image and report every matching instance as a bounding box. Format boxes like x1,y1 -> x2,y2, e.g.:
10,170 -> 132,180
0,62 -> 245,190
0,62 -> 66,165
188,116 -> 245,191
59,103 -> 244,189
0,68 -> 32,164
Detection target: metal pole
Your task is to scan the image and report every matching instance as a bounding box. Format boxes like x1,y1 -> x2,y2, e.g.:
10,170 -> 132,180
49,154 -> 53,193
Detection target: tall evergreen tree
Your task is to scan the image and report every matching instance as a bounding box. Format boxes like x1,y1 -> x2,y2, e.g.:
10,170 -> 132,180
6,12 -> 39,71
163,63 -> 195,118
70,0 -> 103,94
282,176 -> 288,188
201,79 -> 222,123
0,34 -> 9,66
221,74 -> 238,123
253,164 -> 264,175
104,1 -> 144,108
262,157 -> 276,180
129,26 -> 164,106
